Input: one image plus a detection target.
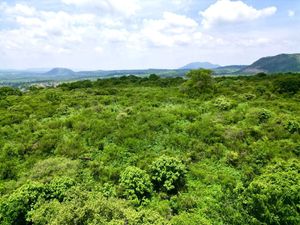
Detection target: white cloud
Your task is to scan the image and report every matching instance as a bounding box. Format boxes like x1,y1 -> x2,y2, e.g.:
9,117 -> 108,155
137,11 -> 225,49
1,1 -> 297,69
0,3 -> 128,56
288,10 -> 295,17
0,3 -> 226,67
101,28 -> 130,43
3,3 -> 36,16
200,0 -> 277,29
140,12 -> 198,47
95,46 -> 103,53
61,0 -> 140,17
237,37 -> 271,47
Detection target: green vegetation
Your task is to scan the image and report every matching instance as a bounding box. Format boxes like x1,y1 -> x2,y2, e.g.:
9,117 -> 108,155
240,53 -> 300,74
180,69 -> 214,96
120,166 -> 153,205
0,70 -> 299,224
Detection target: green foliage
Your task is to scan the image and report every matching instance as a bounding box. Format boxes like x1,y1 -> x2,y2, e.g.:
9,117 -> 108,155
181,69 -> 214,96
119,166 -> 153,204
0,86 -> 22,99
255,72 -> 267,78
244,159 -> 300,225
0,74 -> 299,224
28,157 -> 79,182
285,120 -> 300,134
0,182 -> 45,225
60,80 -> 93,90
214,96 -> 234,110
256,108 -> 272,123
45,92 -> 61,103
226,151 -> 239,166
28,189 -> 165,225
45,177 -> 76,201
150,156 -> 186,194
149,74 -> 160,81
275,77 -> 300,94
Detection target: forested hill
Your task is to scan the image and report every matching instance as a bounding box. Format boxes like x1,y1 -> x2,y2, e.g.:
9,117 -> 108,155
0,71 -> 299,225
239,53 -> 300,74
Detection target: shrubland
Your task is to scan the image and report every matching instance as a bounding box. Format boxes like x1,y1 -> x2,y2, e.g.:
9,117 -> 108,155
0,71 -> 299,224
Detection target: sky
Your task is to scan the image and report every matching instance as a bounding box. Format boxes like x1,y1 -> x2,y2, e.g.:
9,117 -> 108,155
0,0 -> 299,70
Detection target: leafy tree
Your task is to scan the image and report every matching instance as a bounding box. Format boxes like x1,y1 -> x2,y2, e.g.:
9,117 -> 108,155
0,87 -> 22,99
244,159 -> 300,225
214,96 -> 234,110
181,69 -> 214,96
150,156 -> 186,194
119,166 -> 153,204
45,91 -> 61,103
149,74 -> 160,81
28,190 -> 165,225
0,182 -> 45,225
255,72 -> 267,78
45,177 -> 75,201
275,77 -> 300,94
285,120 -> 300,134
28,157 -> 79,182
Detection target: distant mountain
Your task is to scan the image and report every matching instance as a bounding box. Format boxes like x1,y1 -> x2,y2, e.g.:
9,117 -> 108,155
239,54 -> 300,74
179,62 -> 220,70
45,68 -> 76,76
213,65 -> 247,74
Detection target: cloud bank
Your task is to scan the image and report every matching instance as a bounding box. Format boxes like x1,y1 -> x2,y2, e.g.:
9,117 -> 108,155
0,0 -> 297,69
200,0 -> 277,29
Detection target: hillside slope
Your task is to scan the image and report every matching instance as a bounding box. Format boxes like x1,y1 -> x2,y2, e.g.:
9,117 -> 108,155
213,65 -> 247,74
240,53 -> 300,74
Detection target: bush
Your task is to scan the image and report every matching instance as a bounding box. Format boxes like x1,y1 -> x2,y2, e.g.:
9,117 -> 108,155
181,69 -> 214,96
0,87 -> 22,99
150,156 -> 186,194
119,166 -> 153,204
244,159 -> 300,225
243,93 -> 256,100
29,157 -> 79,182
226,151 -> 239,166
257,109 -> 272,123
275,77 -> 300,94
28,190 -> 165,225
214,96 -> 234,110
45,177 -> 75,201
0,182 -> 45,225
285,120 -> 300,134
45,92 -> 61,103
149,74 -> 160,81
255,72 -> 267,78
247,108 -> 272,124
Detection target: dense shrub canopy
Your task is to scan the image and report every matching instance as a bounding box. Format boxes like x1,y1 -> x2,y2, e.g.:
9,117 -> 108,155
0,73 -> 299,224
150,156 -> 186,194
120,166 -> 153,204
181,69 -> 214,96
275,77 -> 300,94
244,159 -> 300,225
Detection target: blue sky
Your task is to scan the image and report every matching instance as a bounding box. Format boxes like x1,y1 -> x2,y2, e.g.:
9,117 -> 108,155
0,0 -> 299,70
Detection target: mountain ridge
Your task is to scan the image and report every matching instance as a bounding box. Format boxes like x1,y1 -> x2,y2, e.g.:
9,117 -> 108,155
239,53 -> 300,74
